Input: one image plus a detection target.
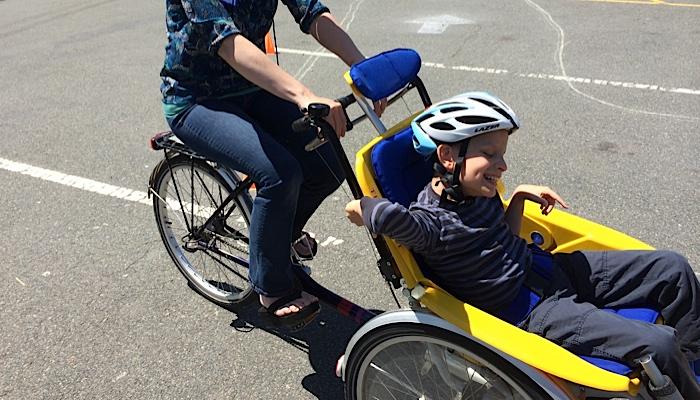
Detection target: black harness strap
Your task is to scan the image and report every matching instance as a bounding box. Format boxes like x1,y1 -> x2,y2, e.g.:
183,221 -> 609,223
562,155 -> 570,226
436,139 -> 472,206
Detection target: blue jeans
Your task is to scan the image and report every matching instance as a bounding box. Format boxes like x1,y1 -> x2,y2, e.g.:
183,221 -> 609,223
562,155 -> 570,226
168,90 -> 344,297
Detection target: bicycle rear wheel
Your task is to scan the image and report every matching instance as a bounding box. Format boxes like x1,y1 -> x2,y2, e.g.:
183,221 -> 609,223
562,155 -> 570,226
151,154 -> 254,307
345,323 -> 553,400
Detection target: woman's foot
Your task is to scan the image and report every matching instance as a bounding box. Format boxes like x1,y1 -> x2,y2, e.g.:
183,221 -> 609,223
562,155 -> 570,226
260,291 -> 318,317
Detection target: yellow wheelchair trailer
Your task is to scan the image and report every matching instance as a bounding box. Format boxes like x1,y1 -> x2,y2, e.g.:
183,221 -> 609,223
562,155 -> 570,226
148,48 -> 698,399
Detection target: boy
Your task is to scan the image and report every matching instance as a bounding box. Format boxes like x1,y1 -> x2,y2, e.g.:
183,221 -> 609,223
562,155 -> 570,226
345,92 -> 700,398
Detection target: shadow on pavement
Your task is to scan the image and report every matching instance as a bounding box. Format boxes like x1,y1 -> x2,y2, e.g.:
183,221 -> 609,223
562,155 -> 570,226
227,301 -> 385,399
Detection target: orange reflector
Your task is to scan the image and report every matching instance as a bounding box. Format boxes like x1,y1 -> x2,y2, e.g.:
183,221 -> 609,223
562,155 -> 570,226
264,32 -> 276,55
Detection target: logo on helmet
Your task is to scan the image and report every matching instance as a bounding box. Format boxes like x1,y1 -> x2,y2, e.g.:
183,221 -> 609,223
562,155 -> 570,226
474,123 -> 500,133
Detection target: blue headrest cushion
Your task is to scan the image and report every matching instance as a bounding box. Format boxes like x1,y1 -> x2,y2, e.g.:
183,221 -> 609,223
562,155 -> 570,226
350,48 -> 422,101
370,128 -> 433,207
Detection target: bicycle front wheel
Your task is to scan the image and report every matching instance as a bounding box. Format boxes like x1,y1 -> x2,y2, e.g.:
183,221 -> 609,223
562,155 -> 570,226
345,323 -> 553,400
151,154 -> 254,307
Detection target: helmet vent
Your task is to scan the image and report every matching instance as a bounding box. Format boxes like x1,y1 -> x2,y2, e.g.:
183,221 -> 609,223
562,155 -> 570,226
456,116 -> 497,125
415,113 -> 434,124
430,122 -> 456,131
441,106 -> 469,113
471,98 -> 515,125
471,97 -> 498,109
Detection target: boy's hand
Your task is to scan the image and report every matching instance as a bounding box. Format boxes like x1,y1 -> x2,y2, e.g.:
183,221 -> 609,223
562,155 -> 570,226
345,199 -> 364,226
512,185 -> 569,215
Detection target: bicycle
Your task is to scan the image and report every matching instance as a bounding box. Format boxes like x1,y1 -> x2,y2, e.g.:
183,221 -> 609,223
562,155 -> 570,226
148,48 -> 697,399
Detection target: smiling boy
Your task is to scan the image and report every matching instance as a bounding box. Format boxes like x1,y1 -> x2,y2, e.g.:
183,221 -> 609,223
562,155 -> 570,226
345,92 -> 700,398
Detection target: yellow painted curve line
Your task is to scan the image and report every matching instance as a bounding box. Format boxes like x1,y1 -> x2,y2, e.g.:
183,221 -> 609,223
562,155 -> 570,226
583,0 -> 700,7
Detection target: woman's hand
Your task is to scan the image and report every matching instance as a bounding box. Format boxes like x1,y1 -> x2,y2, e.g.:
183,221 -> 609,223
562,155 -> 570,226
344,199 -> 364,226
373,98 -> 388,117
511,185 -> 569,215
299,95 -> 347,138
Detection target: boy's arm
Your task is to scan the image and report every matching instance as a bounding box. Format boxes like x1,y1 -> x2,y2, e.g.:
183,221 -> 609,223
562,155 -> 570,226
345,198 -> 436,251
504,185 -> 569,235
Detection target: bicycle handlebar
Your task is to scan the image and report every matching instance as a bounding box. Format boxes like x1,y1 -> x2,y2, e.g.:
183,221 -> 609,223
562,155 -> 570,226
292,94 -> 357,151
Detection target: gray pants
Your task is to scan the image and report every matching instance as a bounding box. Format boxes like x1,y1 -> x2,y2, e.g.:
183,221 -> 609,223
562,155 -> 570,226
522,250 -> 700,399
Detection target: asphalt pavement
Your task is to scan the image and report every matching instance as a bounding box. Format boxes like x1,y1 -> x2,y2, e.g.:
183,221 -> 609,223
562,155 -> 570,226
1,0 -> 698,398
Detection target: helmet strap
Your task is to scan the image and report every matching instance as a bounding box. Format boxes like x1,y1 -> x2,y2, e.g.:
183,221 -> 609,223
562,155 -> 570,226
436,140 -> 471,206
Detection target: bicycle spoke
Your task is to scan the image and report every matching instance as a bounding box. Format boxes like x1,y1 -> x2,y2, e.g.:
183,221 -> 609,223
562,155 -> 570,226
200,248 -> 249,282
154,157 -> 252,304
351,331 -> 534,400
369,363 -> 424,399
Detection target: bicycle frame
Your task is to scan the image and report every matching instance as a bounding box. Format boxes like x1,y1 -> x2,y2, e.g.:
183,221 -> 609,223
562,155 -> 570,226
148,78 -> 431,325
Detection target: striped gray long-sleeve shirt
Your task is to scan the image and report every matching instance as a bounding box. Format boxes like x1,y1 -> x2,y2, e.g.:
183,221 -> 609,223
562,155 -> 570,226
361,183 -> 530,313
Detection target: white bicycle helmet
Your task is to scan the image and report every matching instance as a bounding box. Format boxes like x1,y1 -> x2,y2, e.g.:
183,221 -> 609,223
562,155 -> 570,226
411,91 -> 520,156
410,92 -> 520,203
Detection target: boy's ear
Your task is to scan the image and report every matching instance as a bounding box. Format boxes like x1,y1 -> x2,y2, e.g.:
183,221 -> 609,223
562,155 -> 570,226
436,144 -> 456,172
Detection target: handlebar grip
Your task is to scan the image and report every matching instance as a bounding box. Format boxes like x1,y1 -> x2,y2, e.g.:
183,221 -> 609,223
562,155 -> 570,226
291,116 -> 312,133
337,94 -> 356,109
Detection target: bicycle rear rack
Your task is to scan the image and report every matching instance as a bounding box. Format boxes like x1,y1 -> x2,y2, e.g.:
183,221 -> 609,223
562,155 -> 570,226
149,131 -> 206,159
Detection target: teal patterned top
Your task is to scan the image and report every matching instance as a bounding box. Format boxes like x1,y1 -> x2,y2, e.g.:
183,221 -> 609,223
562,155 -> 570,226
160,0 -> 329,119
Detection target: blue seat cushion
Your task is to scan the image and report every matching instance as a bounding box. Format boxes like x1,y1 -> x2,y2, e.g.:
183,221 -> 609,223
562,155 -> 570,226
370,127 -> 433,207
350,48 -> 422,101
582,308 -> 660,375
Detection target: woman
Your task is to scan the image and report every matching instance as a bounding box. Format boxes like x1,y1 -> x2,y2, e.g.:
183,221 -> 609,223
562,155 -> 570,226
160,0 -> 385,328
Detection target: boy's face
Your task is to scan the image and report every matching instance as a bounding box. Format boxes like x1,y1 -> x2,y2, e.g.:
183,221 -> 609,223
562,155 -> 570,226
438,130 -> 509,198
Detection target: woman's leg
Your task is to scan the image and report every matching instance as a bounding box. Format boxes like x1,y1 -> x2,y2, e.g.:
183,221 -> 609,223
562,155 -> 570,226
245,91 -> 345,242
169,99 -> 304,299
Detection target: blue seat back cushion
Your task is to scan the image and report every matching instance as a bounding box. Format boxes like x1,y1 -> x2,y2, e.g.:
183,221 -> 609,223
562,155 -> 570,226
370,127 -> 432,208
350,48 -> 422,101
369,124 -> 681,379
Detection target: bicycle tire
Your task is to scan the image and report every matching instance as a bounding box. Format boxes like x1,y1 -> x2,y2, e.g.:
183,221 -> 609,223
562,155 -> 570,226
151,154 -> 254,307
344,323 -> 554,400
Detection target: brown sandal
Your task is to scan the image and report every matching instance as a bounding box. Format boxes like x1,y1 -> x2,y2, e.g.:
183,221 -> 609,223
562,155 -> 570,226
258,291 -> 320,331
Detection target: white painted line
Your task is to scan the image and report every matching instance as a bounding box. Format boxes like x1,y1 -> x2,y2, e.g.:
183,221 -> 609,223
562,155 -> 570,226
113,371 -> 127,382
0,157 -> 151,205
280,47 -> 336,58
0,157 -> 346,248
277,48 -> 700,98
417,22 -> 449,34
320,236 -> 337,247
409,15 -> 473,34
522,0 -> 698,121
